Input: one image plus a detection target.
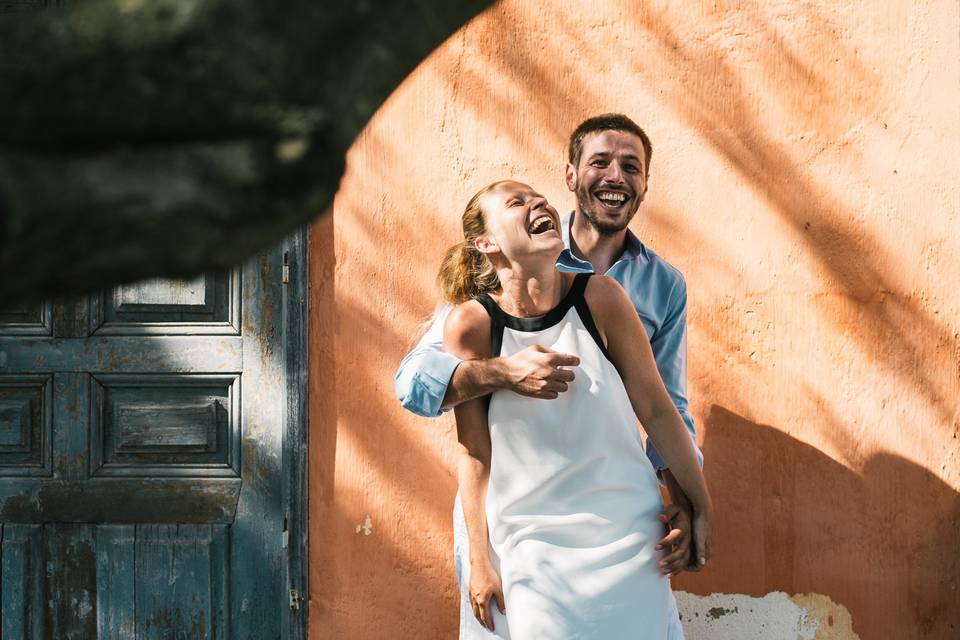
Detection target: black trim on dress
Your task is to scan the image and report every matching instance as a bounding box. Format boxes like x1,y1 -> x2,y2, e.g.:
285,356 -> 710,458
572,278 -> 614,363
474,293 -> 507,357
475,273 -> 612,363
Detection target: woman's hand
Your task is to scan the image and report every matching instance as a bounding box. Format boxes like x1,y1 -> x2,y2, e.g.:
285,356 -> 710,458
469,558 -> 506,631
691,503 -> 714,569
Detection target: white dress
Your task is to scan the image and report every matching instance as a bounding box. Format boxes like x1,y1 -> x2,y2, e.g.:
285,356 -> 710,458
455,273 -> 677,640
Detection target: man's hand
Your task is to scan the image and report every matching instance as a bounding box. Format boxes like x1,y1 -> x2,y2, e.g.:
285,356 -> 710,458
500,345 -> 579,399
655,502 -> 695,577
441,344 -> 580,410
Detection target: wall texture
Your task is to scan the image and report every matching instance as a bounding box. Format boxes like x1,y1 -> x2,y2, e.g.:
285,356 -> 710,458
309,1 -> 960,638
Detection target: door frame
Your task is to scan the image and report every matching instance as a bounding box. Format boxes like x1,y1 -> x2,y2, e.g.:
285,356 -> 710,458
282,226 -> 309,639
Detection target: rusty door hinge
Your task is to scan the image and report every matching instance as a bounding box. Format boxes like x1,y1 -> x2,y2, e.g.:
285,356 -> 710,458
282,252 -> 290,284
289,588 -> 301,611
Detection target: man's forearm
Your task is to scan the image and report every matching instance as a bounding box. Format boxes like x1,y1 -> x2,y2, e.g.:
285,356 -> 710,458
440,345 -> 579,410
440,358 -> 506,410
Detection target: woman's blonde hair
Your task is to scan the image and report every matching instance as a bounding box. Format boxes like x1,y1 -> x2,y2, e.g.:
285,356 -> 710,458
436,181 -> 506,304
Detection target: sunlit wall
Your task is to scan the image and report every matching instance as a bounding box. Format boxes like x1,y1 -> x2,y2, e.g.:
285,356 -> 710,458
309,1 -> 959,638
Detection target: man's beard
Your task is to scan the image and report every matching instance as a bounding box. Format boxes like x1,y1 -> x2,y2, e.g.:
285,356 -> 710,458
575,181 -> 640,236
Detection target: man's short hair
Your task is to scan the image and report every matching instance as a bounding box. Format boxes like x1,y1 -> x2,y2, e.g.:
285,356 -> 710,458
568,113 -> 653,173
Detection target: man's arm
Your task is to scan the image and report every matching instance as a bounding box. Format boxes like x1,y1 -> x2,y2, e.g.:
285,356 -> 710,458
394,306 -> 462,418
647,276 -> 705,572
645,276 -> 703,471
443,344 -> 579,410
395,308 -> 580,417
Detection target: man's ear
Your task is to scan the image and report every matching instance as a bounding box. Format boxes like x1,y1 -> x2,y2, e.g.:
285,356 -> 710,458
474,235 -> 499,255
565,163 -> 577,192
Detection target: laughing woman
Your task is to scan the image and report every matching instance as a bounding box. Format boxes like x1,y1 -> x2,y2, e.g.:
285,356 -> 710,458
439,180 -> 712,640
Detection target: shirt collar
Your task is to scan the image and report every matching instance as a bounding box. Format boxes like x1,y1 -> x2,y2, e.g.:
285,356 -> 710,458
557,211 -> 649,273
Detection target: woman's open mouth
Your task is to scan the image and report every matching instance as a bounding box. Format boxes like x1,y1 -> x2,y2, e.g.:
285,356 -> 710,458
528,214 -> 558,236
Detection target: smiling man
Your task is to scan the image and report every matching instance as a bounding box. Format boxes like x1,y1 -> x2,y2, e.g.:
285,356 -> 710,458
395,114 -> 705,639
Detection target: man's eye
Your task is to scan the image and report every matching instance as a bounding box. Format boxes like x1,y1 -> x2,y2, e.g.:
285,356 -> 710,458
507,199 -> 522,207
591,160 -> 607,167
624,164 -> 639,173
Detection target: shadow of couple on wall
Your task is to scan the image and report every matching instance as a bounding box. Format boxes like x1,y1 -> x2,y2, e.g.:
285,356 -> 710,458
674,405 -> 959,640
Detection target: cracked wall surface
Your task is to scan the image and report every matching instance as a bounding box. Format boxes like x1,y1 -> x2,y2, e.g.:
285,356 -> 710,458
309,1 -> 960,638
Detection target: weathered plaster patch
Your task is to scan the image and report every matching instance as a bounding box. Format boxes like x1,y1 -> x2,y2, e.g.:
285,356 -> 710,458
675,591 -> 859,640
791,593 -> 860,640
355,514 -> 372,536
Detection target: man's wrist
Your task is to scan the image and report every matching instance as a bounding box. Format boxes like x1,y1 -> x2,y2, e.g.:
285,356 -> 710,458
462,357 -> 508,396
483,356 -> 512,392
465,356 -> 512,395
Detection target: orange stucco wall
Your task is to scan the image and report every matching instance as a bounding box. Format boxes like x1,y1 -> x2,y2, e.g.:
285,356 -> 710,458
309,2 -> 959,638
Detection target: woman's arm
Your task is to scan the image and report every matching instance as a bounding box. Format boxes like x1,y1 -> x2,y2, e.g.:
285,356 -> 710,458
586,275 -> 714,566
443,301 -> 506,630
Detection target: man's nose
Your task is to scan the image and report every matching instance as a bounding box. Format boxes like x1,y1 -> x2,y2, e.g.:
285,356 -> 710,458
602,162 -> 625,184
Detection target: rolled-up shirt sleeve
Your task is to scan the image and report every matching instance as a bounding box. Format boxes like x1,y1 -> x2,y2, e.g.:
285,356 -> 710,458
645,277 -> 704,471
394,306 -> 462,418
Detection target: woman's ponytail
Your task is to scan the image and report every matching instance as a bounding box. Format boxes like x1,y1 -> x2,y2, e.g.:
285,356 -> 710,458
436,182 -> 504,304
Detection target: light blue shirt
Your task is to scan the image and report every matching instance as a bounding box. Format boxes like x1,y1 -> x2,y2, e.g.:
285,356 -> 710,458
394,212 -> 703,471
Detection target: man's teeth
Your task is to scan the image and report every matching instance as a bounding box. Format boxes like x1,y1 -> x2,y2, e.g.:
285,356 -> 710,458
597,191 -> 627,203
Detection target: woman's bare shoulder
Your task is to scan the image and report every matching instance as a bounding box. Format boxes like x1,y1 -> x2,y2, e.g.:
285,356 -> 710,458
443,299 -> 491,358
584,274 -> 632,312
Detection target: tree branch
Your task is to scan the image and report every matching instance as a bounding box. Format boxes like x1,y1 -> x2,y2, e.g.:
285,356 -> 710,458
0,0 -> 492,304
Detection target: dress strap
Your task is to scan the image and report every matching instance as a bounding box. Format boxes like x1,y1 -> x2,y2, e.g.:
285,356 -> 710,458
571,274 -> 614,363
474,293 -> 507,357
568,272 -> 592,300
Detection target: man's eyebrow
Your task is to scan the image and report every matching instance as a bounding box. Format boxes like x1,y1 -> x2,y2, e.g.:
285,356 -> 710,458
586,151 -> 643,164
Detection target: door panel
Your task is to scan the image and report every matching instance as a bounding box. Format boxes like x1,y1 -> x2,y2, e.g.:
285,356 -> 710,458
132,524 -> 228,640
44,523 -> 98,640
90,270 -> 241,335
0,301 -> 52,336
0,375 -> 52,476
96,525 -> 136,639
89,373 -> 240,478
0,524 -> 44,640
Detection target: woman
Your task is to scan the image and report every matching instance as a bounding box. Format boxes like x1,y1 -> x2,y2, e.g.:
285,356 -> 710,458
439,180 -> 712,639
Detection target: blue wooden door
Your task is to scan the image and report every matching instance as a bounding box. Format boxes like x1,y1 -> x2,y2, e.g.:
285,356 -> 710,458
0,248 -> 291,639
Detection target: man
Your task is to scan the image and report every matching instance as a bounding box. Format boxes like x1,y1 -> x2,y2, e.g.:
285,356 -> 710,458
395,114 -> 705,637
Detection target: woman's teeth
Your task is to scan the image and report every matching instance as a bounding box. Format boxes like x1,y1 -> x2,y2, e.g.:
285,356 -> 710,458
529,216 -> 555,234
